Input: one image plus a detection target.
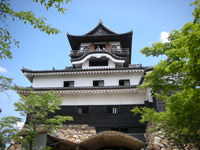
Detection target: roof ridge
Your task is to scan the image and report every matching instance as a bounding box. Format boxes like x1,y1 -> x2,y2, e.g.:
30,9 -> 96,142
21,66 -> 152,73
83,21 -> 117,36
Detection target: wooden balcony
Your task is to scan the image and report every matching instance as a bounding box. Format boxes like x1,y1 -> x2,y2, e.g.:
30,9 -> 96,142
70,48 -> 130,58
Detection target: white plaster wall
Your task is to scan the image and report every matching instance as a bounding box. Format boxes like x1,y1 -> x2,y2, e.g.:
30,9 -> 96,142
80,43 -> 91,46
72,53 -> 124,68
80,43 -> 91,50
146,88 -> 153,102
82,60 -> 89,69
82,59 -> 116,69
61,92 -> 146,105
32,72 -> 143,88
109,41 -> 120,46
109,41 -> 121,49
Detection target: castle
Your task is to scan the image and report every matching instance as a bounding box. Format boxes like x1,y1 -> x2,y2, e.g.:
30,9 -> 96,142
19,21 -> 155,150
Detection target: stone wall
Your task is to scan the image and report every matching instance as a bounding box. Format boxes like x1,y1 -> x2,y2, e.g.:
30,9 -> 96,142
8,124 -> 96,150
53,124 -> 96,143
145,123 -> 198,150
8,142 -> 21,150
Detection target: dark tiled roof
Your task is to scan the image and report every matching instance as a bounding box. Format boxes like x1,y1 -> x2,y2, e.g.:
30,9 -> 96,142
83,21 -> 117,36
21,66 -> 152,73
22,85 -> 138,91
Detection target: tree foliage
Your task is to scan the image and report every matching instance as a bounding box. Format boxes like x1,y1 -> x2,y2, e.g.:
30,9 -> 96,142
0,0 -> 71,92
0,0 -> 71,59
0,116 -> 21,150
0,1 -> 72,149
0,75 -> 12,92
0,91 -> 73,150
132,0 -> 200,149
14,91 -> 73,150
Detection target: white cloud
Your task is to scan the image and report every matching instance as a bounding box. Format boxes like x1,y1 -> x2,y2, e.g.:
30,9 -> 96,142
160,31 -> 169,43
0,66 -> 7,73
14,121 -> 25,130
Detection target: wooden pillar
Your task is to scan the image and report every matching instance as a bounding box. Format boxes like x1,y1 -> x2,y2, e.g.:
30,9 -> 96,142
76,143 -> 79,150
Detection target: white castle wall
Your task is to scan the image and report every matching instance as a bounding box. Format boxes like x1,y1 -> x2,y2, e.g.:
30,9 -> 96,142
72,53 -> 124,69
61,92 -> 146,105
32,72 -> 143,88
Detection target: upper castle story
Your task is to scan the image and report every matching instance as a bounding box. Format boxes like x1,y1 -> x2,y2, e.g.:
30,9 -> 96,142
67,21 -> 133,69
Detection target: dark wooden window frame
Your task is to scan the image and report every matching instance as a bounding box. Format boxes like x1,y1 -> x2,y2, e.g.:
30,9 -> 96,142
93,80 -> 104,87
77,106 -> 89,114
119,79 -> 130,86
89,59 -> 108,67
63,81 -> 74,87
95,44 -> 106,49
106,106 -> 119,114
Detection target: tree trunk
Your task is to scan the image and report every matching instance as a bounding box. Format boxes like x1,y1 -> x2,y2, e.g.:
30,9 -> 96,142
30,140 -> 32,150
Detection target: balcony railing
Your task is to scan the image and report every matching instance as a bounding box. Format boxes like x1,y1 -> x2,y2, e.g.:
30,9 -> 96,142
70,48 -> 129,57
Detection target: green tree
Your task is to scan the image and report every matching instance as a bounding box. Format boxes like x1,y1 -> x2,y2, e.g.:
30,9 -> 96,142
131,0 -> 200,149
0,1 -> 72,149
0,0 -> 71,92
14,91 -> 73,150
0,116 -> 21,149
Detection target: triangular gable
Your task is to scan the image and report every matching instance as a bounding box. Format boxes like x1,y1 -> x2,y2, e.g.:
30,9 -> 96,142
84,21 -> 117,36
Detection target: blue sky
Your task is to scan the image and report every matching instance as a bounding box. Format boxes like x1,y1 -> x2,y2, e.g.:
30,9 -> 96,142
0,0 -> 195,120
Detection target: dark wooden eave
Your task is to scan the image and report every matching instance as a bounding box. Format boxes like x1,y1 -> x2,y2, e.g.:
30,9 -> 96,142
21,66 -> 152,73
17,85 -> 138,92
67,32 -> 132,50
21,66 -> 152,83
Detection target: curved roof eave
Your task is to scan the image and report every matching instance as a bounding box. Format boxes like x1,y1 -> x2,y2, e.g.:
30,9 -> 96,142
71,51 -> 126,63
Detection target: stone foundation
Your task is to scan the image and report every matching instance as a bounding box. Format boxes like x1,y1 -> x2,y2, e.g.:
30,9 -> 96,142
53,124 -> 96,143
145,123 -> 198,150
8,141 -> 21,150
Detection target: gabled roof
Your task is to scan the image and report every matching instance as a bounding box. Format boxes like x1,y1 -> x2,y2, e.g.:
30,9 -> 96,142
67,21 -> 133,64
83,20 -> 117,36
67,22 -> 133,51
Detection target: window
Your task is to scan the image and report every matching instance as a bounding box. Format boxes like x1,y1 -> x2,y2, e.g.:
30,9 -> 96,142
83,46 -> 89,50
119,79 -> 130,86
78,106 -> 89,114
111,45 -> 118,50
93,80 -> 104,87
89,59 -> 108,66
111,45 -> 120,50
107,106 -> 119,114
112,107 -> 118,114
95,44 -> 105,50
63,81 -> 74,87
